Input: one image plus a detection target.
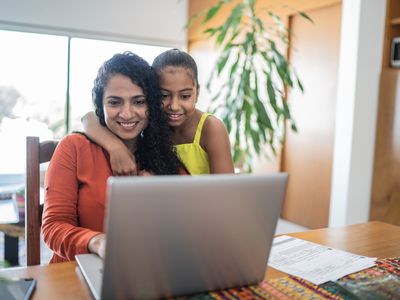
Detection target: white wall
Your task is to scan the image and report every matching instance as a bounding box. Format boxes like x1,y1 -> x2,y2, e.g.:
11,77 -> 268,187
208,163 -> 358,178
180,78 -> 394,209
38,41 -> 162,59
0,0 -> 187,47
329,0 -> 386,227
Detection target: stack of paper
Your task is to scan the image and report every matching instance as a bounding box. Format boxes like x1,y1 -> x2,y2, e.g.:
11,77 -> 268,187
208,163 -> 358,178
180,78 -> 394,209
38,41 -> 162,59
268,235 -> 376,285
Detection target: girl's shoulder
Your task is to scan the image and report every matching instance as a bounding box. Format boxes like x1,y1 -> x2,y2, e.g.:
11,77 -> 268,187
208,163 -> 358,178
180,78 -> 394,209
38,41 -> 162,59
202,113 -> 226,133
200,113 -> 229,148
195,110 -> 222,130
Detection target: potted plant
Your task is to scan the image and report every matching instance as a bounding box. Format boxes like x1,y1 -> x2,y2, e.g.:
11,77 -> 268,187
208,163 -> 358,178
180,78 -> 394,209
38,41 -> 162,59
189,0 -> 311,171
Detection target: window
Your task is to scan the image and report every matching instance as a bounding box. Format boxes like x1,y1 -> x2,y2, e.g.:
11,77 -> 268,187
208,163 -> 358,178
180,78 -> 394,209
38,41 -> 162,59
0,29 -> 170,267
0,30 -> 68,174
69,38 -> 169,131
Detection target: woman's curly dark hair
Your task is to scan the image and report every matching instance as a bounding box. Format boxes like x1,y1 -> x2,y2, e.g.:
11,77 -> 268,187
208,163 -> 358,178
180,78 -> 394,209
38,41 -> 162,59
92,51 -> 181,175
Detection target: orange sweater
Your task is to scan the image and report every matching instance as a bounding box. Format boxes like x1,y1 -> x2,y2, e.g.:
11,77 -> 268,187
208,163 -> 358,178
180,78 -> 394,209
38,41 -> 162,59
42,134 -> 187,263
42,134 -> 111,263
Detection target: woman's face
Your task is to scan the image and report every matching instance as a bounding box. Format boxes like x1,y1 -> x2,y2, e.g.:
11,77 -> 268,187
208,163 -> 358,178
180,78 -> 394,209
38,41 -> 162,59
103,74 -> 148,146
159,66 -> 198,128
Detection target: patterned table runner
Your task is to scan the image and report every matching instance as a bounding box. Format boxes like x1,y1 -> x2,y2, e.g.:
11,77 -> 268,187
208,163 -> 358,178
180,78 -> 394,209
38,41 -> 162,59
177,257 -> 400,300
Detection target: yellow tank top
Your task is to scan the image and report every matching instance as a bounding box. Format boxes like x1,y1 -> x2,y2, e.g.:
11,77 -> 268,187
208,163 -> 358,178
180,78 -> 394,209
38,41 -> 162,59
175,113 -> 210,175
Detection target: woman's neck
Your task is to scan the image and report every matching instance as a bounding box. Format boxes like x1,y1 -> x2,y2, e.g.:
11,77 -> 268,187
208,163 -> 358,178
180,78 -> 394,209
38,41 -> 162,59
122,138 -> 137,153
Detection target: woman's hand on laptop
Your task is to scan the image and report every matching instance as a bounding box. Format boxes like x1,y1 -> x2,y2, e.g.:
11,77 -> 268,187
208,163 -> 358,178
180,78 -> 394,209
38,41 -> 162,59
88,233 -> 106,259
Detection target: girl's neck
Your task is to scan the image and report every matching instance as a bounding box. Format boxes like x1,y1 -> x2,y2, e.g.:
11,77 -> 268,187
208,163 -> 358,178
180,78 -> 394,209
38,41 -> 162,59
170,109 -> 203,143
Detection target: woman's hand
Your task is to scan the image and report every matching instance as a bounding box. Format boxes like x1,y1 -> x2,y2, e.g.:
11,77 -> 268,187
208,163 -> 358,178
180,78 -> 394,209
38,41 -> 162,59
88,233 -> 106,259
109,144 -> 137,176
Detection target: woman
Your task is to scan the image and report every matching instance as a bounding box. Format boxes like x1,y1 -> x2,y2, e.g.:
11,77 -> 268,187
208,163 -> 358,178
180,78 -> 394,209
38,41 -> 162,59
42,52 -> 182,263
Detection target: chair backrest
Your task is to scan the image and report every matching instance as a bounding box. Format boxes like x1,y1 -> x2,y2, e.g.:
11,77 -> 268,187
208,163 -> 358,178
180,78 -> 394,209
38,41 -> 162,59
25,136 -> 58,266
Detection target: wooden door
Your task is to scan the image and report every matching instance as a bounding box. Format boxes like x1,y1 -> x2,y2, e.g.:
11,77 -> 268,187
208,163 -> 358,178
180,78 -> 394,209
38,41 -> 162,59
281,3 -> 342,229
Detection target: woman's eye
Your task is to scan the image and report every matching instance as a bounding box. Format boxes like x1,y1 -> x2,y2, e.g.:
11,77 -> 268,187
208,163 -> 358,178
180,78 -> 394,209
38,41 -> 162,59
181,94 -> 191,100
107,99 -> 120,106
161,94 -> 170,100
133,98 -> 146,106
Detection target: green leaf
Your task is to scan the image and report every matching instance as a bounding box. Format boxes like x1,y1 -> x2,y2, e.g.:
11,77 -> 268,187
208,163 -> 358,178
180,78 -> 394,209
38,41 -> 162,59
203,27 -> 219,37
222,114 -> 232,133
291,122 -> 298,132
252,71 -> 272,131
268,11 -> 284,30
254,97 -> 272,130
216,50 -> 231,75
248,0 -> 256,9
234,115 -> 242,161
232,146 -> 241,165
229,55 -> 240,76
295,72 -> 304,92
243,100 -> 251,128
260,52 -> 272,71
250,128 -> 261,154
244,151 -> 253,172
269,138 -> 277,156
202,3 -> 223,24
285,70 -> 294,88
229,3 -> 246,23
282,100 -> 292,119
185,12 -> 200,29
216,27 -> 228,46
216,3 -> 245,46
266,75 -> 277,110
225,29 -> 241,48
255,17 -> 264,31
271,48 -> 291,88
298,11 -> 314,24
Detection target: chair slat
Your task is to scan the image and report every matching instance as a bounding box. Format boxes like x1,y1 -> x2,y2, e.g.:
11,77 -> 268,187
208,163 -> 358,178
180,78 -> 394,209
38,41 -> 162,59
25,136 -> 58,266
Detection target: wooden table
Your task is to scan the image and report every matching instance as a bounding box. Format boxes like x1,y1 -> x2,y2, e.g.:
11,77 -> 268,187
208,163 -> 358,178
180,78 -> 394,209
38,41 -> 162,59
1,221 -> 399,300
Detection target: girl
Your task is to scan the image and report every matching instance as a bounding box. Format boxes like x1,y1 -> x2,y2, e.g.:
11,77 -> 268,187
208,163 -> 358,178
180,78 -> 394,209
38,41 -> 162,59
82,49 -> 234,175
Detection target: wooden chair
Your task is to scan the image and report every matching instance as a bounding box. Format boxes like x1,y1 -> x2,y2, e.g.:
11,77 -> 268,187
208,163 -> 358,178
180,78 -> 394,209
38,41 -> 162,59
26,136 -> 58,265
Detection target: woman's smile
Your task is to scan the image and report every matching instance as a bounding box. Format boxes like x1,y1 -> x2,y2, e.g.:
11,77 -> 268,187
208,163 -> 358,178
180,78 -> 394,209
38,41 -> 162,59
117,120 -> 140,130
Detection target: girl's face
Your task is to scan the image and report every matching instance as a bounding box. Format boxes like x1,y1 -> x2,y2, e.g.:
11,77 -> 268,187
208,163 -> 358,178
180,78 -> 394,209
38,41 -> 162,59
159,66 -> 198,128
103,74 -> 148,148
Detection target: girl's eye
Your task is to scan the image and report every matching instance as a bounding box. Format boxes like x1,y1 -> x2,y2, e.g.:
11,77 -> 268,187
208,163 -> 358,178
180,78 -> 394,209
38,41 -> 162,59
161,94 -> 170,100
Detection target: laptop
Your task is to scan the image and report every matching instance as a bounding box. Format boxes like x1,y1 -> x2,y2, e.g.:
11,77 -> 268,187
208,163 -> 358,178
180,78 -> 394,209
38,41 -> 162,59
76,173 -> 288,300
